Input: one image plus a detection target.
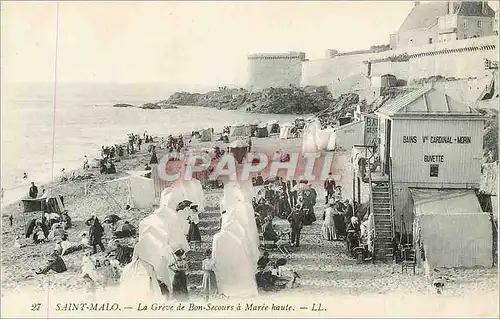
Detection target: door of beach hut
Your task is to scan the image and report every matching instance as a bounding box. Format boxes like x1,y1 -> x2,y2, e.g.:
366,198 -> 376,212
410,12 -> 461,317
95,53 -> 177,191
229,140 -> 249,164
279,123 -> 294,139
256,124 -> 269,138
230,124 -> 247,138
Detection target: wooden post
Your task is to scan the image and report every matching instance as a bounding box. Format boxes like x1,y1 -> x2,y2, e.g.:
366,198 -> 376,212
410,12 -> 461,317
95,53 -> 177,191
357,177 -> 361,204
352,174 -> 356,202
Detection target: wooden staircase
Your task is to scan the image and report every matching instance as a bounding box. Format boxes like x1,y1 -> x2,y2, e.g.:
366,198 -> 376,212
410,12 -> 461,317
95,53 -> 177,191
371,183 -> 394,261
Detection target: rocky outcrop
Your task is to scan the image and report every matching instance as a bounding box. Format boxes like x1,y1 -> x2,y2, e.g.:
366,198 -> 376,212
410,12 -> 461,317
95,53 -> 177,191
164,86 -> 337,114
113,102 -> 177,110
140,103 -> 161,109
315,93 -> 360,128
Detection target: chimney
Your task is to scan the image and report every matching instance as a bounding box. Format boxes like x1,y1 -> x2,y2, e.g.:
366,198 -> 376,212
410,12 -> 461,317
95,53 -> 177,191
482,2 -> 488,15
414,1 -> 420,6
448,1 -> 455,15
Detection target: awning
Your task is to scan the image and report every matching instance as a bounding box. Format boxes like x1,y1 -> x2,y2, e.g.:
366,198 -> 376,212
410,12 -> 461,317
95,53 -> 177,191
411,188 -> 492,269
410,189 -> 483,215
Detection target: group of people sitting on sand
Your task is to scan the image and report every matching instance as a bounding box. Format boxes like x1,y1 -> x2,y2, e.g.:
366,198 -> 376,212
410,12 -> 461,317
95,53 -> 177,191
255,252 -> 300,292
25,206 -> 136,286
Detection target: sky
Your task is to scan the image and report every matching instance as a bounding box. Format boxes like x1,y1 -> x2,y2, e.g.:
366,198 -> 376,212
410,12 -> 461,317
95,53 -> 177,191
1,1 -> 498,88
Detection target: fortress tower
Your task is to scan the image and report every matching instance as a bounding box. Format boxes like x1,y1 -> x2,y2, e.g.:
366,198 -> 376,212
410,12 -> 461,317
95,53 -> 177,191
246,52 -> 306,91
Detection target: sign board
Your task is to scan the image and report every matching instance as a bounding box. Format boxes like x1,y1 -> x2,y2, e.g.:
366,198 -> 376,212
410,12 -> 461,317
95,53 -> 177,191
363,114 -> 378,146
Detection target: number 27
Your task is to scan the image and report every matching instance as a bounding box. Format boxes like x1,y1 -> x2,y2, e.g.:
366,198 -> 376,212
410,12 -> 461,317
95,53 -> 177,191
31,303 -> 41,311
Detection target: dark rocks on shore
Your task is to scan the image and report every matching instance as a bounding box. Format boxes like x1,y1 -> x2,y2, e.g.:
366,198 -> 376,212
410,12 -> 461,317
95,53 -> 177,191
140,103 -> 162,110
164,86 -> 338,114
113,102 -> 178,110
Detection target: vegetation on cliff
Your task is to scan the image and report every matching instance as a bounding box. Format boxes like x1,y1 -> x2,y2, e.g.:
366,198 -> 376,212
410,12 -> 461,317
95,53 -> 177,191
479,108 -> 498,162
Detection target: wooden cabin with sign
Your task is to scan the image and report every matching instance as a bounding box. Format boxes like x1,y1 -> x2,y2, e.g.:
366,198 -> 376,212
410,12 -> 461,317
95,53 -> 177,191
353,85 -> 486,263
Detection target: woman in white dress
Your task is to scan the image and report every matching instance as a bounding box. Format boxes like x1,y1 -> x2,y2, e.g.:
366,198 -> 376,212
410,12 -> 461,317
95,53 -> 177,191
321,199 -> 337,241
202,248 -> 218,302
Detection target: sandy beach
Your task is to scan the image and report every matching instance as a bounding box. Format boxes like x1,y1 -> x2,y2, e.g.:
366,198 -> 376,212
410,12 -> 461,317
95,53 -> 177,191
1,132 -> 498,318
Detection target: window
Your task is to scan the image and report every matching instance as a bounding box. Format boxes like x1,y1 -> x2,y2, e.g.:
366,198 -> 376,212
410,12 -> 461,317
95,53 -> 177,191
430,164 -> 439,177
463,19 -> 468,28
477,20 -> 482,29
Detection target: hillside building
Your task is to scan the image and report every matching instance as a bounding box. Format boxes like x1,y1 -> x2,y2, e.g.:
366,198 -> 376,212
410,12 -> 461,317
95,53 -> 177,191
390,1 -> 496,50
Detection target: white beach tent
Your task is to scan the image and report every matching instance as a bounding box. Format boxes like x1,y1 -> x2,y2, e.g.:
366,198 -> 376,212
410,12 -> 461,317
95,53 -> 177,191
411,189 -> 492,273
279,123 -> 295,139
222,182 -> 259,266
133,231 -> 177,293
230,123 -> 248,138
315,128 -> 334,150
301,120 -> 321,153
120,259 -> 162,301
326,132 -> 336,151
100,171 -> 156,210
179,179 -> 205,212
222,220 -> 257,272
138,207 -> 190,251
223,202 -> 260,267
128,172 -> 156,209
224,181 -> 256,204
212,229 -> 259,298
159,180 -> 205,212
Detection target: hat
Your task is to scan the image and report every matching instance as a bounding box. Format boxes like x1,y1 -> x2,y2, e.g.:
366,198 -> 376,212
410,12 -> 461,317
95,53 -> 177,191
174,248 -> 185,257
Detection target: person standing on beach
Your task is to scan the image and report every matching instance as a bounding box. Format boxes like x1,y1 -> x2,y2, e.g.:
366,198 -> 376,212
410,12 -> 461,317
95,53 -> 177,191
83,155 -> 89,170
287,180 -> 298,208
202,248 -> 218,302
170,248 -> 189,301
287,204 -> 305,248
29,182 -> 38,199
321,199 -> 337,241
324,173 -> 336,204
87,215 -> 105,254
150,146 -> 158,164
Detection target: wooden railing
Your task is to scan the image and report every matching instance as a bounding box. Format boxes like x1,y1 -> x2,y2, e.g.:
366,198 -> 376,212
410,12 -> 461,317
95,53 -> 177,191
368,161 -> 375,255
388,157 -> 396,240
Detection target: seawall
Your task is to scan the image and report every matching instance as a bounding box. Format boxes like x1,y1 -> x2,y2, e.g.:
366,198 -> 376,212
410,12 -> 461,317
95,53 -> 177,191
302,36 -> 498,89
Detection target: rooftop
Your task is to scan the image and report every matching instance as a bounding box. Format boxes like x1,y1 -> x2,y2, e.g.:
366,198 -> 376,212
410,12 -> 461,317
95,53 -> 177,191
399,2 -> 448,32
398,1 -> 495,32
375,86 -> 483,118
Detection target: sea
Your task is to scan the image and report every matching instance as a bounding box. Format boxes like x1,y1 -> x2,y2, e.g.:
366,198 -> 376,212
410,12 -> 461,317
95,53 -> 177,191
1,82 -> 298,208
